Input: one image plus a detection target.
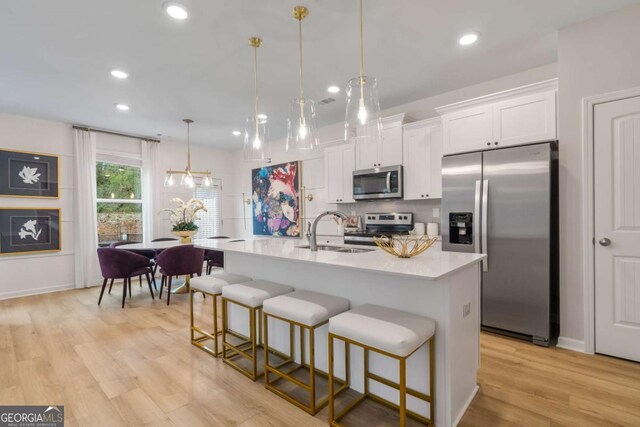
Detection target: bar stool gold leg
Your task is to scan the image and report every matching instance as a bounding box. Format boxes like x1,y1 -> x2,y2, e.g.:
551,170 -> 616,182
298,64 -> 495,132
328,333 -> 335,424
309,325 -> 316,414
189,289 -> 195,343
263,311 -> 270,388
399,357 -> 407,427
429,337 -> 435,423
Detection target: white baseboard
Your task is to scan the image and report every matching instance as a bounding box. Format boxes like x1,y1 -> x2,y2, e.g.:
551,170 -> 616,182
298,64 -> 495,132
453,385 -> 479,427
0,283 -> 76,301
557,336 -> 586,353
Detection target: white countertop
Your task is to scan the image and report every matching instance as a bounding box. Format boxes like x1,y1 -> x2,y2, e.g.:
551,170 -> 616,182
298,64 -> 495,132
189,238 -> 484,281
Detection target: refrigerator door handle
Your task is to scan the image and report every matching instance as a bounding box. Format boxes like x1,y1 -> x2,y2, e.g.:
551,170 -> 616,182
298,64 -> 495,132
482,179 -> 489,272
474,180 -> 482,255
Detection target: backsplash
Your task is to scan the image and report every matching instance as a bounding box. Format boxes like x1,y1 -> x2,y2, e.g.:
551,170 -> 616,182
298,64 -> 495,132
340,198 -> 442,229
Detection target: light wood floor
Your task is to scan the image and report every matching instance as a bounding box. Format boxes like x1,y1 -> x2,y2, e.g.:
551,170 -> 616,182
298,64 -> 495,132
1,284 -> 639,426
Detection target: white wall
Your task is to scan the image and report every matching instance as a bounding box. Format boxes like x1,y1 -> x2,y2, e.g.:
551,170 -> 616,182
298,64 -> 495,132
557,3 -> 640,344
0,113 -> 75,299
0,112 -> 235,299
226,62 -> 558,239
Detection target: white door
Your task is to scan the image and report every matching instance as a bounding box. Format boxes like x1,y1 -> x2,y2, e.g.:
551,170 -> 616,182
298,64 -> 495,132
442,105 -> 493,155
492,91 -> 556,149
594,95 -> 640,362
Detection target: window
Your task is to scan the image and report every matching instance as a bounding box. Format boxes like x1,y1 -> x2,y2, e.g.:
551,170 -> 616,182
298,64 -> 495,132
96,161 -> 143,245
193,179 -> 222,238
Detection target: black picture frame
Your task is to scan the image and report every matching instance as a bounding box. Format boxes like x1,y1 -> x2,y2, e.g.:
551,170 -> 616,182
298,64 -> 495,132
0,149 -> 59,198
0,208 -> 61,255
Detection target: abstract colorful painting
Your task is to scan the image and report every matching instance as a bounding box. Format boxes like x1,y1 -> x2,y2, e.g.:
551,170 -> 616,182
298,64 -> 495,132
251,161 -> 301,237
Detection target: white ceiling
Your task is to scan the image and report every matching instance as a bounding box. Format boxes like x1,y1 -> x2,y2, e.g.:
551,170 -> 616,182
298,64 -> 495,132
0,0 -> 637,149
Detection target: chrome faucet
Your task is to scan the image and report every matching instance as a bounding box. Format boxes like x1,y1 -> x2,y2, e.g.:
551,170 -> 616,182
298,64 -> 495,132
309,211 -> 347,251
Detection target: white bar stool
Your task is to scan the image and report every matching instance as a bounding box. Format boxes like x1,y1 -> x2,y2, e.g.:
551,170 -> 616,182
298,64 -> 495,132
189,272 -> 252,357
262,290 -> 350,414
328,304 -> 436,427
221,280 -> 294,380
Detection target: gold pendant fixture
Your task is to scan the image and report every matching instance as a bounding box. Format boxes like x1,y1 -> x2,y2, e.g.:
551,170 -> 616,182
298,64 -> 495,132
344,0 -> 382,144
244,37 -> 267,162
164,119 -> 211,187
286,6 -> 318,151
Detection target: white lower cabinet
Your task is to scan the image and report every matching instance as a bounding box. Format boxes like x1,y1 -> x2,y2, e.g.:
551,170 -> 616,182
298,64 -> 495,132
403,118 -> 442,200
325,143 -> 355,204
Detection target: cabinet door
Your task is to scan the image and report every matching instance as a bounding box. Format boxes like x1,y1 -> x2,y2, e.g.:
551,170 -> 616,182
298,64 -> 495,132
442,105 -> 493,155
355,138 -> 380,170
380,124 -> 403,166
427,125 -> 443,199
402,126 -> 428,200
341,144 -> 356,203
324,146 -> 344,203
492,91 -> 556,148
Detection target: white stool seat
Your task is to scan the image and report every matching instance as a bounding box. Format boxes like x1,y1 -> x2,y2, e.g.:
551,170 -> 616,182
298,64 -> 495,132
222,280 -> 294,308
329,304 -> 435,357
263,291 -> 350,326
190,272 -> 252,295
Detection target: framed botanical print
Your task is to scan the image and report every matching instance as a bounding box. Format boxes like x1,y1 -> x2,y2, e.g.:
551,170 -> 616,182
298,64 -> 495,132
0,149 -> 59,198
0,208 -> 61,255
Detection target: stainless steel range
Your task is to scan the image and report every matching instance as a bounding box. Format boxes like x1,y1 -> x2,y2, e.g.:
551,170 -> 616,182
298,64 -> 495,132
344,213 -> 413,246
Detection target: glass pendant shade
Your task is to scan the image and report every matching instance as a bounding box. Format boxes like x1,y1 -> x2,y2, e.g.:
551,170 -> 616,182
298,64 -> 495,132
286,98 -> 318,151
344,75 -> 383,144
243,115 -> 267,162
164,173 -> 175,187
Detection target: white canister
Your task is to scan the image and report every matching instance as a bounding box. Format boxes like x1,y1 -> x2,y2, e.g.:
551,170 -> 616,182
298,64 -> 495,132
412,222 -> 426,235
427,222 -> 439,237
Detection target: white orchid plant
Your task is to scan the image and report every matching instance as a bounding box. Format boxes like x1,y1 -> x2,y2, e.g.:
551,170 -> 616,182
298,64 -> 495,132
160,198 -> 207,232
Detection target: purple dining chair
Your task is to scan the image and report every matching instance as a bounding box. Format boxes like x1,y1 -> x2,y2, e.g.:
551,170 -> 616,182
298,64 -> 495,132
109,241 -> 157,291
151,237 -> 179,276
155,244 -> 205,305
97,248 -> 156,308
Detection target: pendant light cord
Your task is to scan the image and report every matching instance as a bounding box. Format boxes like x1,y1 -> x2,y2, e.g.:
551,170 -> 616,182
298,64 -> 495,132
254,44 -> 259,138
359,0 -> 364,101
298,15 -> 305,120
186,121 -> 191,171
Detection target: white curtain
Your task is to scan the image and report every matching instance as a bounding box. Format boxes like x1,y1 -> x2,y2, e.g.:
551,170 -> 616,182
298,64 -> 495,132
141,139 -> 159,242
73,129 -> 100,288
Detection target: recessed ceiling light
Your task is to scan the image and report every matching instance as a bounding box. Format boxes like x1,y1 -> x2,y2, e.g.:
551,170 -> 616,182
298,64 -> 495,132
459,32 -> 479,46
110,69 -> 129,79
232,130 -> 242,136
327,85 -> 340,94
115,103 -> 130,111
164,2 -> 188,20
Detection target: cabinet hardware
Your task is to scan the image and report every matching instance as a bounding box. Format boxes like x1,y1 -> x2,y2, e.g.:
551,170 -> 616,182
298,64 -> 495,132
494,141 -> 499,145
486,142 -> 491,146
599,237 -> 611,246
426,194 -> 429,197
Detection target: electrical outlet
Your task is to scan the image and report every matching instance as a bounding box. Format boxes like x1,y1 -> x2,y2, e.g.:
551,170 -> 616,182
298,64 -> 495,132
433,207 -> 440,218
463,301 -> 471,318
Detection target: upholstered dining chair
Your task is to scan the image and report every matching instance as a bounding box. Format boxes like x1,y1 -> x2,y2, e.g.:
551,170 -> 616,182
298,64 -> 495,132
156,244 -> 205,305
151,237 -> 179,276
109,241 -> 156,291
204,236 -> 229,274
97,248 -> 156,308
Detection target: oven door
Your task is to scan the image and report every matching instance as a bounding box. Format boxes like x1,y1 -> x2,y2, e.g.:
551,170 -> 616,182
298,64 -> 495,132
353,165 -> 403,200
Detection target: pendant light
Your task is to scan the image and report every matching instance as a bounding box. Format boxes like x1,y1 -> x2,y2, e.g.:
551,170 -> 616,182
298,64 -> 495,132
344,0 -> 382,144
244,37 -> 268,162
164,119 -> 212,187
286,6 -> 318,152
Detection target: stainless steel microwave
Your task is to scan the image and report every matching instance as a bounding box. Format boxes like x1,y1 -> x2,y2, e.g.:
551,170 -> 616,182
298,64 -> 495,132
352,165 -> 403,200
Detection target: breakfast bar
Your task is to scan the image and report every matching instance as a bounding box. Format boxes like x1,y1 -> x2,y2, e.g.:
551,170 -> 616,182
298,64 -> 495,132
197,238 -> 485,427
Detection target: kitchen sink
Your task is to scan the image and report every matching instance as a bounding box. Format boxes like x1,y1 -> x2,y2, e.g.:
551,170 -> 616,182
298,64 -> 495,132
296,244 -> 374,253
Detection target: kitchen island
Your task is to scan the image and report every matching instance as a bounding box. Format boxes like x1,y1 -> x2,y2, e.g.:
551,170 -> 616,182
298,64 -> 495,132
197,238 -> 485,427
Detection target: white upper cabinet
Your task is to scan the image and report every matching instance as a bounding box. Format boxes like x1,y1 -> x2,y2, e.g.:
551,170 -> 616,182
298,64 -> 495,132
441,105 -> 493,155
436,79 -> 558,155
325,142 -> 355,204
355,113 -> 409,170
403,118 -> 443,200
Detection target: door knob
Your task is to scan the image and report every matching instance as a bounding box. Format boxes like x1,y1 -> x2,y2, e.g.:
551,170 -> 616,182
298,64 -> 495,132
599,237 -> 611,246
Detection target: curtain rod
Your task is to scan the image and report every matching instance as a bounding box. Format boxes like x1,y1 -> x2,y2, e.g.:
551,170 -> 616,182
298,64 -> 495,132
72,125 -> 161,143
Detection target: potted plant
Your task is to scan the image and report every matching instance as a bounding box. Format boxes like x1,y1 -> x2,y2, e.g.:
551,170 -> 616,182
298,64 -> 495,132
160,198 -> 207,243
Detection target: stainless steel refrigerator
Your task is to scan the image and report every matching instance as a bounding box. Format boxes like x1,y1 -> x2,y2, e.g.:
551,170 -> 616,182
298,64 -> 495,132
441,141 -> 559,346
